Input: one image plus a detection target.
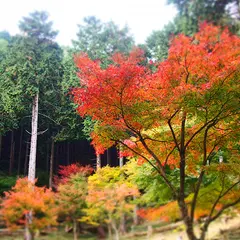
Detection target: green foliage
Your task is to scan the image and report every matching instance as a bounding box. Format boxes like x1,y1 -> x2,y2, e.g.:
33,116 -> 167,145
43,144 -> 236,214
124,159 -> 174,206
56,173 -> 88,222
0,175 -> 17,195
0,11 -> 64,136
19,11 -> 58,40
73,16 -> 134,67
146,0 -> 240,61
0,31 -> 11,42
54,48 -> 85,141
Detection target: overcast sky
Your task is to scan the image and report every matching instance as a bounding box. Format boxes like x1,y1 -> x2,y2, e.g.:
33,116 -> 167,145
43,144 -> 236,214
0,0 -> 177,46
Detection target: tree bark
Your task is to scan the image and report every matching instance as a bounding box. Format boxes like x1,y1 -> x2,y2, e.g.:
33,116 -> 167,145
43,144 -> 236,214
67,142 -> 70,165
111,221 -> 119,240
107,148 -> 111,166
119,143 -> 124,167
17,126 -> 23,176
107,224 -> 112,239
133,196 -> 139,225
24,139 -> 30,176
28,93 -> 39,182
120,214 -> 126,235
24,225 -> 32,240
55,143 -> 59,174
96,154 -> 101,169
73,219 -> 78,240
178,199 -> 198,240
46,141 -> 49,172
49,138 -> 54,188
24,212 -> 34,240
0,134 -> 2,161
9,130 -> 15,175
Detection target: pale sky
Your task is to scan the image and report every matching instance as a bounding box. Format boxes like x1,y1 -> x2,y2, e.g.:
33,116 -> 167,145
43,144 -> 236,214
0,0 -> 177,46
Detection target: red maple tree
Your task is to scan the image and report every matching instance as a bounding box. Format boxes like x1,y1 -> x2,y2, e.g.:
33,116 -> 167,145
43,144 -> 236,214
72,24 -> 240,240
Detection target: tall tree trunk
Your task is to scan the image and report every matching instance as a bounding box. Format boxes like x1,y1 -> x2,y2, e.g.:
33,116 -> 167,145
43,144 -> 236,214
111,221 -> 119,240
24,212 -> 34,240
119,146 -> 126,234
73,219 -> 78,240
178,198 -> 198,240
107,148 -> 111,166
9,130 -> 15,175
46,141 -> 49,172
28,93 -> 39,182
107,224 -> 112,239
67,142 -> 70,165
119,143 -> 123,167
24,139 -> 30,176
49,138 -> 54,188
96,154 -> 101,170
55,143 -> 59,174
17,126 -> 23,176
0,134 -> 2,161
24,225 -> 32,240
120,214 -> 126,235
133,196 -> 139,225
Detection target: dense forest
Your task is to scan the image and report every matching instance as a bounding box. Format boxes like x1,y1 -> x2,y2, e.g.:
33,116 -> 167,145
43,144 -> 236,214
0,1 -> 240,240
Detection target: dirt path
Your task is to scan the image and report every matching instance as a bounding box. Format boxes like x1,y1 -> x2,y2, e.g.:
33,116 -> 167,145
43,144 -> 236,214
150,216 -> 240,240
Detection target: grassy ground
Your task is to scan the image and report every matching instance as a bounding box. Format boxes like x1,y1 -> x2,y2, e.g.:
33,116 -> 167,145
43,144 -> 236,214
0,231 -> 96,240
0,216 -> 239,240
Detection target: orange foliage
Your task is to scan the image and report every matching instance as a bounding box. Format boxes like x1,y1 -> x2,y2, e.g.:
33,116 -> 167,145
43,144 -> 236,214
72,23 -> 240,170
138,201 -> 180,222
1,178 -> 57,232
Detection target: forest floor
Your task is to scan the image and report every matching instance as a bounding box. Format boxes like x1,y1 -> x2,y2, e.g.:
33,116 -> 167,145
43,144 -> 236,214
0,215 -> 239,239
150,215 -> 240,240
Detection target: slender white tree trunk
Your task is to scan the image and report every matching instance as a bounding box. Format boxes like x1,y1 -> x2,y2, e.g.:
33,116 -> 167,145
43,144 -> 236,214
73,219 -> 78,240
96,154 -> 101,170
119,143 -> 123,167
111,221 -> 119,240
28,93 -> 39,182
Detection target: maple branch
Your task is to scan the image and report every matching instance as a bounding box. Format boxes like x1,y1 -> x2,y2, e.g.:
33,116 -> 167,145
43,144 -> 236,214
190,123 -> 214,222
184,97 -> 231,150
179,111 -> 187,210
141,136 -> 168,143
207,180 -> 240,224
164,146 -> 176,166
115,139 -> 177,197
167,110 -> 180,152
117,86 -> 176,191
210,196 -> 240,223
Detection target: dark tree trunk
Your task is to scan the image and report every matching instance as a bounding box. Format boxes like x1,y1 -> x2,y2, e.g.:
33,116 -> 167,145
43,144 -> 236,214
9,130 -> 15,175
24,137 -> 30,176
0,134 -> 2,161
46,140 -> 49,172
178,199 -> 198,240
17,126 -> 23,176
55,143 -> 59,174
67,142 -> 70,165
49,138 -> 54,188
119,214 -> 126,235
107,148 -> 111,166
